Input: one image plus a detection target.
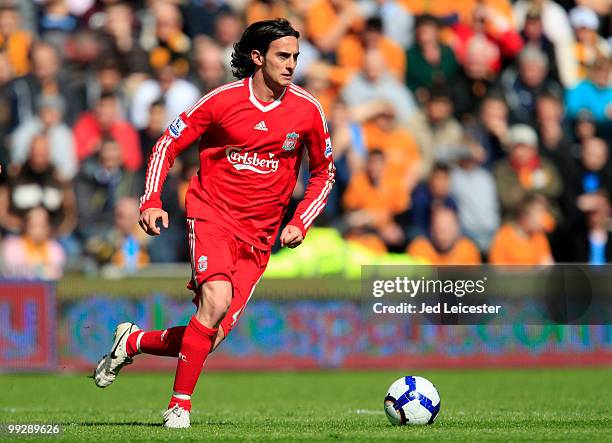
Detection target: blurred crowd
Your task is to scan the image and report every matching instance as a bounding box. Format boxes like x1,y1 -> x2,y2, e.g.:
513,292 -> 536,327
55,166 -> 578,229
0,0 -> 610,279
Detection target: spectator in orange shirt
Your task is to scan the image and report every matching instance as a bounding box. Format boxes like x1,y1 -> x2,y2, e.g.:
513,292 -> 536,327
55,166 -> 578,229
489,195 -> 554,264
0,5 -> 31,77
343,149 -> 408,250
1,206 -> 66,280
407,205 -> 482,264
305,0 -> 363,57
360,102 -> 421,187
337,17 -> 406,81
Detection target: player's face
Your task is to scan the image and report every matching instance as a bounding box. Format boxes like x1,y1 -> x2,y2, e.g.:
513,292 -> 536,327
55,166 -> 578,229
262,36 -> 299,87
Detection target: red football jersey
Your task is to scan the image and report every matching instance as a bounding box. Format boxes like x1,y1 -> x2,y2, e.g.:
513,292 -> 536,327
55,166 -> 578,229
140,77 -> 335,250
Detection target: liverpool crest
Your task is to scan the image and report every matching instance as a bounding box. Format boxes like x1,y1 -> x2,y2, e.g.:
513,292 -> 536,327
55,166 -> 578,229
282,132 -> 299,151
197,255 -> 207,273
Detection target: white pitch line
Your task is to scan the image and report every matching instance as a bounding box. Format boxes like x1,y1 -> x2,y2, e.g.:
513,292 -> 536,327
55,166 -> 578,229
351,409 -> 385,415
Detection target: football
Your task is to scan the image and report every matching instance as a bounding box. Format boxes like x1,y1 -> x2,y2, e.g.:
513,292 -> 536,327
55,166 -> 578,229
384,376 -> 441,426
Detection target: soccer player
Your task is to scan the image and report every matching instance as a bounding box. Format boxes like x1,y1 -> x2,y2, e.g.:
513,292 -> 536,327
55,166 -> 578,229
92,19 -> 335,428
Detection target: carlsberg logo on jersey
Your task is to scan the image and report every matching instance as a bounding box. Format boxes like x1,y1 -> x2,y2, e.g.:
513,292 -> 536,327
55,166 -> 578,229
226,147 -> 280,174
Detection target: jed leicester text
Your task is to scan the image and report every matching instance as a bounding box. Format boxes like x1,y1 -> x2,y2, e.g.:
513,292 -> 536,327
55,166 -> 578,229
372,302 -> 502,314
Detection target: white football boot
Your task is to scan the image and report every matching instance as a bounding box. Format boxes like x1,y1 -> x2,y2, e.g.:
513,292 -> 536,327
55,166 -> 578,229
93,322 -> 140,388
163,404 -> 191,428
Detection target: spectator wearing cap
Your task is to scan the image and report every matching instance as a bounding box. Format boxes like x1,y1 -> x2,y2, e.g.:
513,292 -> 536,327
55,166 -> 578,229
405,14 -> 458,101
501,46 -> 563,126
341,49 -> 417,124
1,206 -> 66,280
408,85 -> 463,177
407,205 -> 481,265
557,6 -> 611,88
0,5 -> 32,77
493,124 -> 562,223
450,142 -> 500,252
73,92 -> 142,171
489,195 -> 554,264
566,57 -> 612,126
519,7 -> 560,83
10,94 -> 77,180
513,0 -> 573,50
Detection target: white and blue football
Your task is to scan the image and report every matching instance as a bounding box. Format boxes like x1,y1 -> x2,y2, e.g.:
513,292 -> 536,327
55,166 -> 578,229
384,376 -> 441,426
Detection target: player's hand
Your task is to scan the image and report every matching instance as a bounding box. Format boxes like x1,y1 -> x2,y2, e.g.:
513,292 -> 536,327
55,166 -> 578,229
280,225 -> 303,248
139,208 -> 169,236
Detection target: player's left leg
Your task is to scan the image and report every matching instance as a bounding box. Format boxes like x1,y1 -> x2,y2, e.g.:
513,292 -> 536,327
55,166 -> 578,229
93,322 -> 140,388
93,324 -> 191,388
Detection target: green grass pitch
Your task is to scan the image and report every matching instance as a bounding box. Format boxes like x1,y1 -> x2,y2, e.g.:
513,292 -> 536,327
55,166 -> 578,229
0,368 -> 611,442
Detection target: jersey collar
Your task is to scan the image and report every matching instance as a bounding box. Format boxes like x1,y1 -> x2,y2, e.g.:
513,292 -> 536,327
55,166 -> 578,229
248,76 -> 287,112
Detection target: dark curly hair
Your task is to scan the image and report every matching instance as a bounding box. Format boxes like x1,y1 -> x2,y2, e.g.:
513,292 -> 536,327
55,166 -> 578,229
231,18 -> 300,79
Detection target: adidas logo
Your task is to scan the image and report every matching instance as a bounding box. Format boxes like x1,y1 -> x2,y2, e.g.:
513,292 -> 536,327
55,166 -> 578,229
254,120 -> 268,131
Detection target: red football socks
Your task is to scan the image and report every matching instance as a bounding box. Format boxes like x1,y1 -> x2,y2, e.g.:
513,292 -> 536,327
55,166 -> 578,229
169,316 -> 218,411
126,326 -> 186,358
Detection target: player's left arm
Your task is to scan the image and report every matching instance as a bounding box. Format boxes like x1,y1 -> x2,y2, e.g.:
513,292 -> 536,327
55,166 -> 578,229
281,105 -> 335,248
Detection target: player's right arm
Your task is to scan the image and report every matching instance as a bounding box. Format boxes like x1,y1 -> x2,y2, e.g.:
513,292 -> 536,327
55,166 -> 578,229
139,96 -> 214,236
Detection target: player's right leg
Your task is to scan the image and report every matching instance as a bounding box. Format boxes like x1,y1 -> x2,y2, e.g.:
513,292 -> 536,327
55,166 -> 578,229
163,279 -> 232,428
163,218 -> 237,428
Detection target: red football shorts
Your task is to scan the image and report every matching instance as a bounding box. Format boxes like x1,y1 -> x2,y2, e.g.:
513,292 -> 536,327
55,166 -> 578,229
186,218 -> 270,336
